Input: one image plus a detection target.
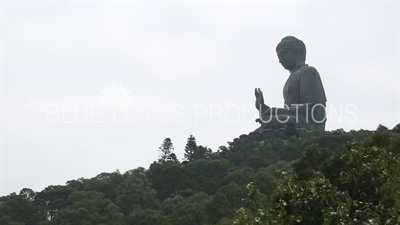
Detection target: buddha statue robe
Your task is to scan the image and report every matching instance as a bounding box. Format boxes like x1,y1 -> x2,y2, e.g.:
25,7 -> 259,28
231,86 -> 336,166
257,65 -> 327,132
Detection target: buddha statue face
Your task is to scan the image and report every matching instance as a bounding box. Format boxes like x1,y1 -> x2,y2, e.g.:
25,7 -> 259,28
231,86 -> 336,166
276,36 -> 307,71
277,48 -> 298,71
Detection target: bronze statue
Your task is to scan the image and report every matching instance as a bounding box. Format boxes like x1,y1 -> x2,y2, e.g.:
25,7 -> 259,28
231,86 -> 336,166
245,36 -> 327,141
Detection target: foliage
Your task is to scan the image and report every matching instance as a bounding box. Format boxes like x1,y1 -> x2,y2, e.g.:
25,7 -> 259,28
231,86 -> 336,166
0,192 -> 44,225
376,124 -> 389,132
1,127 -> 399,225
234,132 -> 400,225
126,209 -> 167,225
184,135 -> 198,161
158,138 -> 177,163
392,123 -> 400,134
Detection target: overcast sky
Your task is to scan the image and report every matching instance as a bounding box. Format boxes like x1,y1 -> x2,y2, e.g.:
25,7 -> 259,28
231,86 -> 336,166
1,1 -> 399,196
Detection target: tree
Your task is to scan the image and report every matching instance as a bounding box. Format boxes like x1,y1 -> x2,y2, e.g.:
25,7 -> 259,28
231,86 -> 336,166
115,167 -> 158,215
158,138 -> 176,163
234,133 -> 400,225
193,145 -> 212,160
377,124 -> 389,132
2,127 -> 397,225
19,188 -> 36,202
50,191 -> 125,225
147,162 -> 188,200
185,159 -> 230,195
65,177 -> 86,190
0,192 -> 44,225
204,192 -> 232,224
216,146 -> 229,159
0,216 -> 25,225
35,185 -> 74,221
184,135 -> 198,161
126,209 -> 167,225
224,167 -> 255,187
392,123 -> 400,133
166,193 -> 210,225
171,203 -> 207,225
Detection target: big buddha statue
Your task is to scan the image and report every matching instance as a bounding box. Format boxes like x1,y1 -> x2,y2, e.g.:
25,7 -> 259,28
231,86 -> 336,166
245,36 -> 327,141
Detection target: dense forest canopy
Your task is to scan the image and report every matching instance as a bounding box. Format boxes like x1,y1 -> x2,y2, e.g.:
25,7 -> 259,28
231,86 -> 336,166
1,123 -> 400,225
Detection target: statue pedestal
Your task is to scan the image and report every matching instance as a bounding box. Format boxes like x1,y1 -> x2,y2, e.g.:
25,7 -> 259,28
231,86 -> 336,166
261,129 -> 275,139
248,132 -> 262,141
297,128 -> 307,138
275,129 -> 286,139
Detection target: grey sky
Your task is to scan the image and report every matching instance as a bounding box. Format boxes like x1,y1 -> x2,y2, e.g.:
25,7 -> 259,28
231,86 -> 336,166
1,1 -> 399,196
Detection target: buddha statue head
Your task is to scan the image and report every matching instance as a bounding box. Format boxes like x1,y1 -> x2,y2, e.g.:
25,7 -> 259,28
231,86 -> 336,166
276,36 -> 307,71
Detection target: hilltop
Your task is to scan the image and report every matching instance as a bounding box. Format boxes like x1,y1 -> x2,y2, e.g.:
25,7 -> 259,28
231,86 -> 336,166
1,124 -> 400,225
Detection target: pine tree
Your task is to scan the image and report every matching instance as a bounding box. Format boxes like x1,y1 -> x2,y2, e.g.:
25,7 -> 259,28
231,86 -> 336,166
158,138 -> 175,163
184,135 -> 197,161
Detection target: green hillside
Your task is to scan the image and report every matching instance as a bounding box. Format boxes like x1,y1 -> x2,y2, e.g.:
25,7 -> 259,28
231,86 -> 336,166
1,124 -> 400,225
